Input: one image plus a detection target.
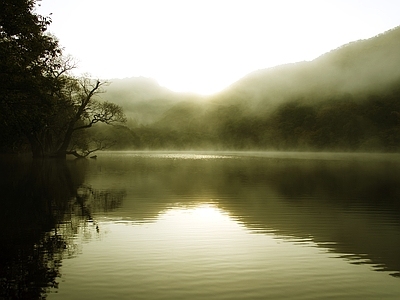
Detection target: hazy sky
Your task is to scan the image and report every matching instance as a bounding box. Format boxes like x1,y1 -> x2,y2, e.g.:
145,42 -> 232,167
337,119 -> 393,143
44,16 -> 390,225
37,0 -> 400,95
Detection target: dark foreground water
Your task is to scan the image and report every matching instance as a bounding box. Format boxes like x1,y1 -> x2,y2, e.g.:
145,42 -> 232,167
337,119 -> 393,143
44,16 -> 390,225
1,151 -> 400,299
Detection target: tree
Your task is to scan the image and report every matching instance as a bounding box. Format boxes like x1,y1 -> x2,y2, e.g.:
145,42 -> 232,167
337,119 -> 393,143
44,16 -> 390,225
0,0 -> 126,158
19,71 -> 126,158
0,0 -> 61,151
54,76 -> 126,158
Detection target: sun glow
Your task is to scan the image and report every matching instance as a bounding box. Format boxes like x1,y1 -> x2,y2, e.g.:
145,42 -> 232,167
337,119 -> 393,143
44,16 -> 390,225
37,0 -> 400,95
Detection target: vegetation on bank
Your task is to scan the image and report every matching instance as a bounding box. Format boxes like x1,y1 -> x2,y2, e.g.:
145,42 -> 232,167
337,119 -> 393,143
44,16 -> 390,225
0,0 -> 126,158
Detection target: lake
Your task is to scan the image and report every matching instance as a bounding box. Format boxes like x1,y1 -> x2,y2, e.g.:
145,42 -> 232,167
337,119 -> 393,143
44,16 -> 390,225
1,151 -> 400,299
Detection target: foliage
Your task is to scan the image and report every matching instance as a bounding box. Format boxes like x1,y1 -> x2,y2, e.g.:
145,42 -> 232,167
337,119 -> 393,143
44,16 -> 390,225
122,82 -> 400,152
0,0 -> 61,150
53,77 -> 126,158
0,0 -> 126,157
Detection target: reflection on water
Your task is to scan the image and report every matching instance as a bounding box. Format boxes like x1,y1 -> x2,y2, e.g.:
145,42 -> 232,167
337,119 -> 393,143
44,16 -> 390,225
1,152 -> 400,299
0,156 -> 125,299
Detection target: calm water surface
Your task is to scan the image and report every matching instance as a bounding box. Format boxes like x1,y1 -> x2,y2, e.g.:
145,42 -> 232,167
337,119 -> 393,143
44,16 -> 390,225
1,151 -> 400,299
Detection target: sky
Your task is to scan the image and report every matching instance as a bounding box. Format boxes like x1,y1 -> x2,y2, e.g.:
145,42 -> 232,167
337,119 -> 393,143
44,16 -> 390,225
36,0 -> 400,95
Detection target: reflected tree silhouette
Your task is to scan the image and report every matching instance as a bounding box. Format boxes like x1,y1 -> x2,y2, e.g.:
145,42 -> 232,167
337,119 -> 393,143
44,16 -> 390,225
0,157 -> 125,299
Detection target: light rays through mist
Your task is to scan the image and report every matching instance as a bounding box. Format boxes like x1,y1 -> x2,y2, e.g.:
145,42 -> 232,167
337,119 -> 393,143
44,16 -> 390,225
37,0 -> 400,95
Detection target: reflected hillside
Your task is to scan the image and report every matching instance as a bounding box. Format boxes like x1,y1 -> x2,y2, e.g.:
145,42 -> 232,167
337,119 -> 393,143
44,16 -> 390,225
0,156 -> 126,299
3,151 -> 399,299
215,156 -> 400,277
85,152 -> 400,277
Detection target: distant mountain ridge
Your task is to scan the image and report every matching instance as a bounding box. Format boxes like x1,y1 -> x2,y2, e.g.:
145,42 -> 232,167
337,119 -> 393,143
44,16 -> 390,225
104,26 -> 400,124
102,76 -> 205,125
213,25 -> 400,110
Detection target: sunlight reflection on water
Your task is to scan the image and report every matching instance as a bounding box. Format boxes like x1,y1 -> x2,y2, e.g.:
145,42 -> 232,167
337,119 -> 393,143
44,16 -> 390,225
49,201 -> 400,300
2,152 -> 400,299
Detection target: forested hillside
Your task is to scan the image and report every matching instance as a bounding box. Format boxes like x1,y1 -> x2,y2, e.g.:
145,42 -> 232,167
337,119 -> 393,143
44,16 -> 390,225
101,26 -> 400,152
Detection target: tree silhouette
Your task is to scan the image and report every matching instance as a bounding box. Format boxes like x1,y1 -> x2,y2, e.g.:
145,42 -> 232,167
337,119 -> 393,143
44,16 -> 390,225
0,0 -> 126,158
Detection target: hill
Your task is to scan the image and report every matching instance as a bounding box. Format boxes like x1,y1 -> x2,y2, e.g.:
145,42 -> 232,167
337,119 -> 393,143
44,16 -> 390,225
212,26 -> 400,112
101,76 -> 205,125
102,26 -> 400,151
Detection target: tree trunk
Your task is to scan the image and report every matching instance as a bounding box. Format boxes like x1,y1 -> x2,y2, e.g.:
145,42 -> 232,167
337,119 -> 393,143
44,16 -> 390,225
26,133 -> 44,158
53,119 -> 76,158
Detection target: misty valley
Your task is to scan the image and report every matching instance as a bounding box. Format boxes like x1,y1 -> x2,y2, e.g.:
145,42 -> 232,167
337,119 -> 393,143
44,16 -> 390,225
3,26 -> 400,156
2,3 -> 400,299
85,26 -> 400,154
1,151 -> 400,299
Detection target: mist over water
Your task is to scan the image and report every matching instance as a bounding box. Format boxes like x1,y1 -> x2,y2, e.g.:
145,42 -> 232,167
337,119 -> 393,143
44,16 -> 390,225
1,151 -> 400,299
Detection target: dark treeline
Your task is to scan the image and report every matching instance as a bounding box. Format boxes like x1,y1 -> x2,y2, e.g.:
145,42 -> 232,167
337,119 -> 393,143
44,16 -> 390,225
105,84 -> 400,151
0,0 -> 125,158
